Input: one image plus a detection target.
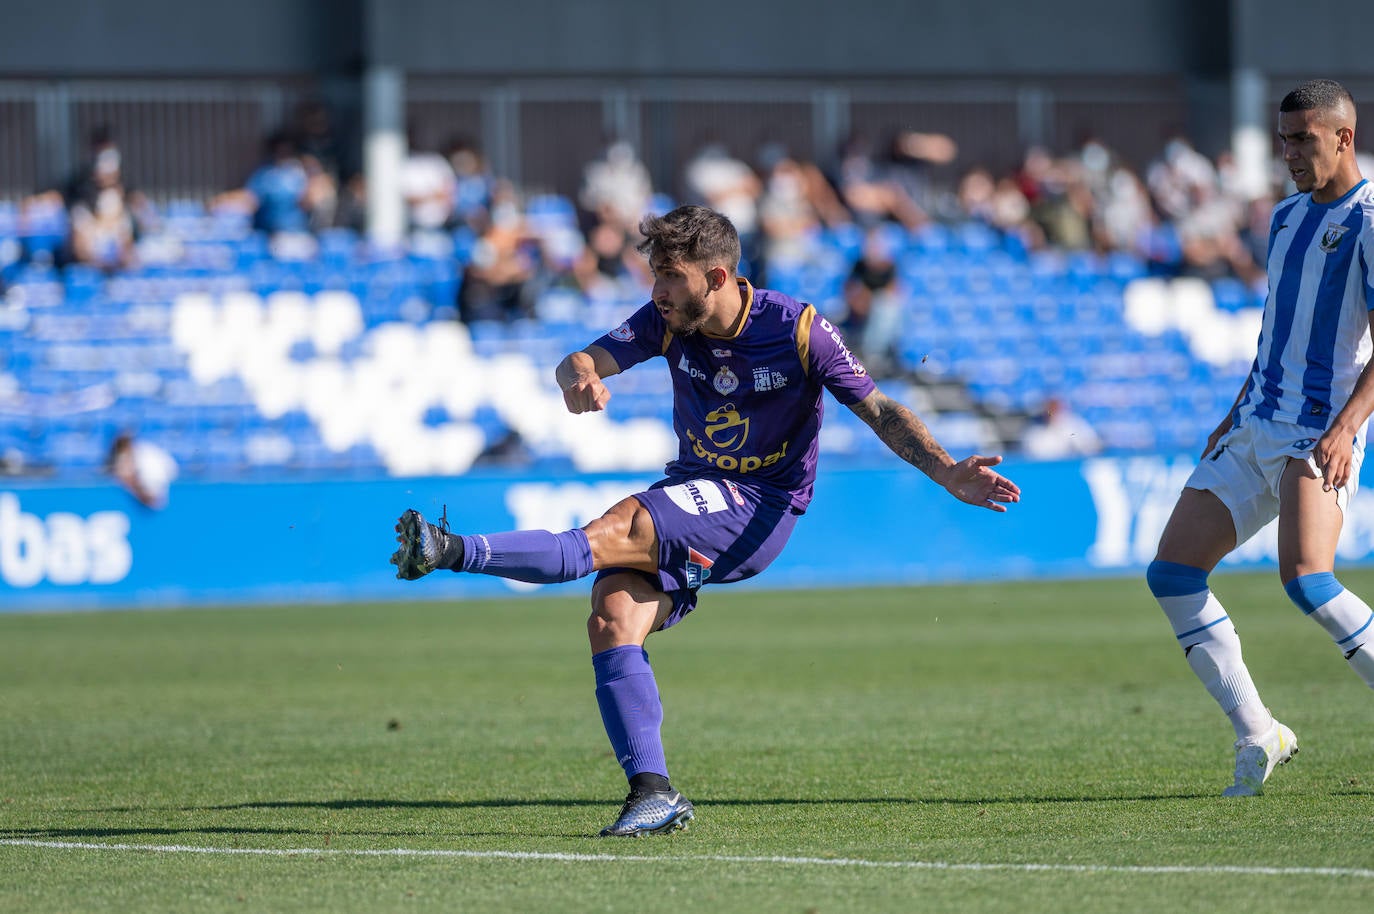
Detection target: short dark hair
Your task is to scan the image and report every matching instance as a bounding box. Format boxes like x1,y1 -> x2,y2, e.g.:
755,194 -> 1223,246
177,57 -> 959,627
1280,79 -> 1355,114
636,205 -> 740,273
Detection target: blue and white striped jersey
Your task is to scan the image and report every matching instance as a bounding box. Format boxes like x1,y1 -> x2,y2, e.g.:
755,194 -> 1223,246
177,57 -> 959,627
1236,179 -> 1374,434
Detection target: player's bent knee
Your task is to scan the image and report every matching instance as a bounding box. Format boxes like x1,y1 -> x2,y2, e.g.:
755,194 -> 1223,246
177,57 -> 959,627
587,573 -> 667,649
1145,560 -> 1209,598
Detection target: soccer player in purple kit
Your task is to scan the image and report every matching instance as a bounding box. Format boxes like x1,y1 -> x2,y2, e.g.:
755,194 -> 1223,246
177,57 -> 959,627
391,204 -> 1021,836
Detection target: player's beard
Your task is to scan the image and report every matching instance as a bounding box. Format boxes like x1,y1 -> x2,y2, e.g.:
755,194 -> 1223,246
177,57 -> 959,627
672,290 -> 711,336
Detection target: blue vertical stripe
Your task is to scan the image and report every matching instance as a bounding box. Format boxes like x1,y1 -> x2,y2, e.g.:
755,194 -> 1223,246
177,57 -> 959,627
1255,204 -> 1322,419
1241,199 -> 1303,418
1299,206 -> 1365,428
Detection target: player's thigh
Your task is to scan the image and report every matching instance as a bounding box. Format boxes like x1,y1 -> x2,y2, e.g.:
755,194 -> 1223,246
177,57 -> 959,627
582,496 -> 660,573
588,570 -> 676,651
1154,486 -> 1237,571
1277,456 -> 1343,582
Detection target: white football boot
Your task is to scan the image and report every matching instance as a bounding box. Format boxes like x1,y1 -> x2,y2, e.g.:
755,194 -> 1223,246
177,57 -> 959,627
1222,719 -> 1298,797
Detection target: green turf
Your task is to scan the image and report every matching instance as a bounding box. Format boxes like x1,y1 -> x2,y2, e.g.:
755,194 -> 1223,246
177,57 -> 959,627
2,571 -> 1373,913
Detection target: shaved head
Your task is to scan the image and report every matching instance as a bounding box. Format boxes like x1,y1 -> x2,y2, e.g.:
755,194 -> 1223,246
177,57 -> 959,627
1280,79 -> 1356,128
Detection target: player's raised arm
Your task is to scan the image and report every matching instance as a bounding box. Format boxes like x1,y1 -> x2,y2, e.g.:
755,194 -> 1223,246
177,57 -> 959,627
848,389 -> 1021,512
556,344 -> 621,414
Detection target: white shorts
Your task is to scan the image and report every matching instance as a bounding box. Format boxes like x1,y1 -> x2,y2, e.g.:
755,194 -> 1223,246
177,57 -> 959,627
1185,416 -> 1363,546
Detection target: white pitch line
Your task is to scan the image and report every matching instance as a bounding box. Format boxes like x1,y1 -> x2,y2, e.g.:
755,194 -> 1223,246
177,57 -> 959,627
2,839 -> 1373,879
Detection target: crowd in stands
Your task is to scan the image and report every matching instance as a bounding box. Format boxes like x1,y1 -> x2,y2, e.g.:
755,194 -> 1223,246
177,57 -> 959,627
9,106 -> 1307,315
6,101 -> 1368,482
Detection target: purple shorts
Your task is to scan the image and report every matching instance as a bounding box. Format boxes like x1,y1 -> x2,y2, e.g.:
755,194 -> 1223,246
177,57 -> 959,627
594,475 -> 800,630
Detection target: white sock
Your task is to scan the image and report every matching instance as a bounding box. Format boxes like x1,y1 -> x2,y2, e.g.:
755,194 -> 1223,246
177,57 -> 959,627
1347,647 -> 1374,689
1186,638 -> 1271,741
1157,589 -> 1270,741
1304,588 -> 1374,689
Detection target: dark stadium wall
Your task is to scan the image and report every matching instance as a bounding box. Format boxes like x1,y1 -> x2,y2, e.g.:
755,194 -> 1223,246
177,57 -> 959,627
0,0 -> 362,76
373,0 -> 1221,76
2,0 -> 1371,80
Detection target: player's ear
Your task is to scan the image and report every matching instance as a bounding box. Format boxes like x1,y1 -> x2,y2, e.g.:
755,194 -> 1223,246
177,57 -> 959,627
1337,125 -> 1354,152
706,266 -> 729,292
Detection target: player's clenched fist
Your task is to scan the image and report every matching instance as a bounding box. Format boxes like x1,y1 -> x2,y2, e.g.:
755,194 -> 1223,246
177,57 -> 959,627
562,375 -> 611,414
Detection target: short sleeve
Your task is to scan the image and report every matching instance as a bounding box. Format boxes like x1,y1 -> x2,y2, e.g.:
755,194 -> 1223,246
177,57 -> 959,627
804,310 -> 877,405
590,302 -> 670,372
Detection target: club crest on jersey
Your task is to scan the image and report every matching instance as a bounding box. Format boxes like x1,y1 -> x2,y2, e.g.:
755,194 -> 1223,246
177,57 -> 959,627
713,366 -> 739,395
1319,222 -> 1349,253
685,547 -> 715,589
609,321 -> 635,342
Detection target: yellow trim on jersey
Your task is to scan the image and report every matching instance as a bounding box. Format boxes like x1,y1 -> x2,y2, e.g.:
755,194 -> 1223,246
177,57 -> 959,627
661,328 -> 674,355
704,278 -> 754,340
795,303 -> 816,375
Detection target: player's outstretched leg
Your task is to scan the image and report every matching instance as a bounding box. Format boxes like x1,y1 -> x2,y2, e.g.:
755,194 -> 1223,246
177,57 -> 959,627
389,509 -> 595,583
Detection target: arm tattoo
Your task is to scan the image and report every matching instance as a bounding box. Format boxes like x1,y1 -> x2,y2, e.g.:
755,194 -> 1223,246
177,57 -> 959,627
851,392 -> 951,477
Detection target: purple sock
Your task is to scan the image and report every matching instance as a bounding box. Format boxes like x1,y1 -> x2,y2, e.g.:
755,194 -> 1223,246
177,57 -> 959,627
458,529 -> 594,583
592,645 -> 668,780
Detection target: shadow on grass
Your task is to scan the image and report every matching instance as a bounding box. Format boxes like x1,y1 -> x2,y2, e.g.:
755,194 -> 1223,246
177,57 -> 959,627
75,792 -> 1213,814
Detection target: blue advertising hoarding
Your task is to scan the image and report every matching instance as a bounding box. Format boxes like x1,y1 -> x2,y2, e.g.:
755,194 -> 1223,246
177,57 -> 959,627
5,457 -> 1374,612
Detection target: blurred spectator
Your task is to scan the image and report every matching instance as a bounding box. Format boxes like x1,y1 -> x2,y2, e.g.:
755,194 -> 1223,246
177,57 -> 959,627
957,166 -> 1037,242
215,131 -> 317,237
459,181 -> 538,322
839,228 -> 905,378
684,142 -> 762,267
63,125 -> 124,211
834,132 -> 928,231
887,129 -> 960,220
292,99 -> 347,187
1066,138 -> 1156,257
1146,136 -> 1218,223
107,431 -> 178,509
446,137 -> 495,231
756,144 -> 851,277
1016,147 -> 1093,249
401,131 -> 457,234
67,181 -> 139,273
572,216 -> 646,300
757,149 -> 824,282
580,140 -> 653,233
1020,397 -> 1101,460
332,171 -> 369,234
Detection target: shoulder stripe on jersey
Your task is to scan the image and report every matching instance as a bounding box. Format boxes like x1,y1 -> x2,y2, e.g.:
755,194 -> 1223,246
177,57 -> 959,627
795,304 -> 816,375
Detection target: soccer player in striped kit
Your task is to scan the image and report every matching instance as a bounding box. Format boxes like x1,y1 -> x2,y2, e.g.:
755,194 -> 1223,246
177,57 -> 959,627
1147,79 -> 1374,796
392,204 -> 1020,835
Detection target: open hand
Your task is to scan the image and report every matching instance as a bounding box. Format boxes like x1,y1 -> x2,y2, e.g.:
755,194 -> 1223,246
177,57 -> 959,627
938,455 -> 1021,512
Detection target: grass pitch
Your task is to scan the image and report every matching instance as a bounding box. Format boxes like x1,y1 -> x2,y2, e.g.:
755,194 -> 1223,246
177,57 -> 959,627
2,571 -> 1373,913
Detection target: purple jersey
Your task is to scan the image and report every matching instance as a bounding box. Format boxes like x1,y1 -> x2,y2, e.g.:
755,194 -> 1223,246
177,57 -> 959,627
592,279 -> 876,511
